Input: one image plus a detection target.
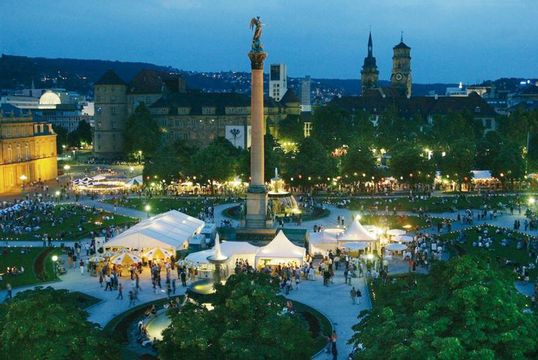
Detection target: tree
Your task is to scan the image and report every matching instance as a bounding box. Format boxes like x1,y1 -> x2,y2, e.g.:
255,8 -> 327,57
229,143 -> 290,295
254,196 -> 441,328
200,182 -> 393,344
389,142 -> 435,188
52,124 -> 68,154
340,141 -> 378,186
278,114 -> 303,143
191,137 -> 241,193
143,140 -> 198,181
0,287 -> 117,359
490,141 -> 526,189
67,120 -> 93,147
158,272 -> 314,360
438,138 -> 476,191
311,105 -> 353,150
286,137 -> 336,189
123,103 -> 161,157
350,256 -> 538,360
239,133 -> 285,183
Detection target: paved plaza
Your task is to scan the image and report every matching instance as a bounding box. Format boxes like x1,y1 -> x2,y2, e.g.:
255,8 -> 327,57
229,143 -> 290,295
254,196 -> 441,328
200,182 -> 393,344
1,198 -> 538,359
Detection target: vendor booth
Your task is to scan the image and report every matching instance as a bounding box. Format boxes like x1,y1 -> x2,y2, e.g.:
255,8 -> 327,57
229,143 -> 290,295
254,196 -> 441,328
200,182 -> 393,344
307,228 -> 343,255
255,231 -> 306,267
337,217 -> 379,252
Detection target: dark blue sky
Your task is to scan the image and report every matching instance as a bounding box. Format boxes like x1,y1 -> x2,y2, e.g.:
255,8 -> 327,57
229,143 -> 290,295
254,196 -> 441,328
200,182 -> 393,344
1,0 -> 536,83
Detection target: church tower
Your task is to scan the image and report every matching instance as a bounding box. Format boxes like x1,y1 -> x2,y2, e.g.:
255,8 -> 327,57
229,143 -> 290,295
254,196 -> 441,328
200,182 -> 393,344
391,33 -> 412,97
360,32 -> 379,95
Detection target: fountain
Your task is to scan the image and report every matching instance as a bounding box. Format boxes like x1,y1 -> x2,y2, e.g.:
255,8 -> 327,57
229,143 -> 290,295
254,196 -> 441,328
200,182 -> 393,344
268,168 -> 301,218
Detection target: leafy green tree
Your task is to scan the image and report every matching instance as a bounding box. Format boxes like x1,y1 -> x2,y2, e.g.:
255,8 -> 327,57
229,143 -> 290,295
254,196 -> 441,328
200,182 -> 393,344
143,140 -> 198,181
67,120 -> 93,147
286,137 -> 336,189
475,131 -> 503,169
278,114 -> 303,143
52,124 -> 68,154
311,105 -> 353,150
340,141 -> 378,185
159,272 -> 314,360
191,137 -> 240,193
0,287 -> 117,359
123,103 -> 161,157
437,138 -> 476,190
350,256 -> 538,360
490,141 -> 526,189
389,142 -> 435,188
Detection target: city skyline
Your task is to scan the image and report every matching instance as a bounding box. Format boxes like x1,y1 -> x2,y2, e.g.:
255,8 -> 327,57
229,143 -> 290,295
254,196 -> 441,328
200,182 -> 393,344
0,0 -> 537,83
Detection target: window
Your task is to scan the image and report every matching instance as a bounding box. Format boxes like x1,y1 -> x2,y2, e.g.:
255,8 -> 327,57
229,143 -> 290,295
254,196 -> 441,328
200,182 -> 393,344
304,122 -> 312,137
111,107 -> 117,115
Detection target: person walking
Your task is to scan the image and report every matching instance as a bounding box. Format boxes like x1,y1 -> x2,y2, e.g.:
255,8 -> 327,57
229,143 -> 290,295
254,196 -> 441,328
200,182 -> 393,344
79,259 -> 85,275
116,283 -> 123,300
5,283 -> 12,300
350,286 -> 358,304
357,288 -> 362,304
128,290 -> 135,307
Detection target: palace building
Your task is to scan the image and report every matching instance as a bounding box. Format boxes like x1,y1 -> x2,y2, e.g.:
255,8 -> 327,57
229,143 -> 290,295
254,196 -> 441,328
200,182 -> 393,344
0,115 -> 57,194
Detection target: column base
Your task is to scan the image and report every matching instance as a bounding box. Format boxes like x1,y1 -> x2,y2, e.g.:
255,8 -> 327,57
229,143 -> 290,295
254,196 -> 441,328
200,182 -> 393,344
245,189 -> 268,229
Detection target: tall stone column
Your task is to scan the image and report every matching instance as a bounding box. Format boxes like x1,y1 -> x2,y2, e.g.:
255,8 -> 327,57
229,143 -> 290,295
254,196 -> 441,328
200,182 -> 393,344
245,51 -> 268,229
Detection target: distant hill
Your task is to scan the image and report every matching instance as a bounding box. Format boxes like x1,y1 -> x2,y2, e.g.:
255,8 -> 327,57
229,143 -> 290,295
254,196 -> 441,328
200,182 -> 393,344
0,54 -> 500,98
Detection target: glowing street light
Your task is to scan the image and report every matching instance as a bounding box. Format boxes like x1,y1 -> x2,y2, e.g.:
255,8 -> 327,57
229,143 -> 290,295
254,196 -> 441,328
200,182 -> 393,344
52,255 -> 59,275
528,197 -> 536,206
144,204 -> 151,218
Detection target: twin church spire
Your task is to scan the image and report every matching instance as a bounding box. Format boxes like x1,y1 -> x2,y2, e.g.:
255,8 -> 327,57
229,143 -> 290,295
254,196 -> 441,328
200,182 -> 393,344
360,31 -> 412,97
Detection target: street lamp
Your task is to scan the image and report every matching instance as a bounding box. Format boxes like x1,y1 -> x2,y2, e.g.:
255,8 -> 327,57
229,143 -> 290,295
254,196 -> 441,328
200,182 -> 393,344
144,204 -> 151,218
20,174 -> 27,189
528,197 -> 535,206
138,150 -> 143,164
52,255 -> 58,276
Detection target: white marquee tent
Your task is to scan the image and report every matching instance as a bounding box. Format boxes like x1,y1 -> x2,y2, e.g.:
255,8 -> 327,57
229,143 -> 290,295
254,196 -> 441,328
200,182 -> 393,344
307,228 -> 342,255
105,210 -> 205,251
338,217 -> 377,244
255,231 -> 306,266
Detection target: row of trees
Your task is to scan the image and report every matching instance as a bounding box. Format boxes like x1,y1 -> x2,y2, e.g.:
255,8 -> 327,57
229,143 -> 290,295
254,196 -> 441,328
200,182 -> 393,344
351,256 -> 538,359
53,120 -> 92,153
125,102 -> 538,191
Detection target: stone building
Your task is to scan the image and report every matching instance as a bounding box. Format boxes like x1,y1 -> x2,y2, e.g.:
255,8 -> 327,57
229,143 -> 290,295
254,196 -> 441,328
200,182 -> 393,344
0,115 -> 57,194
93,69 -> 299,156
390,35 -> 412,98
360,32 -> 379,94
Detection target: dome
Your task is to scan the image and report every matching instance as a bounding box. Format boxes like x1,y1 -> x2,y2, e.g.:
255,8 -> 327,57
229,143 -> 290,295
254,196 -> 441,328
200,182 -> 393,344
39,91 -> 62,105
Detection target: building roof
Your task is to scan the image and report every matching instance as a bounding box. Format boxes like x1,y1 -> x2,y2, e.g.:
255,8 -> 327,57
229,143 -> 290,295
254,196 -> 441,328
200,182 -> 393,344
394,41 -> 411,50
151,92 -> 250,115
280,89 -> 300,104
331,91 -> 497,118
95,70 -> 127,86
128,69 -> 184,94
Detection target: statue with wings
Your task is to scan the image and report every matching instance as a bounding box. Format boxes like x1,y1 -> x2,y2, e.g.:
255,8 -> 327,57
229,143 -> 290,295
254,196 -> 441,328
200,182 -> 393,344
250,16 -> 263,52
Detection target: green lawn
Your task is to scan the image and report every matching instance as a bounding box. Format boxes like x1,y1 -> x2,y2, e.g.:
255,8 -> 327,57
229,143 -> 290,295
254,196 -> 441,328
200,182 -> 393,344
347,194 -> 525,213
0,204 -> 137,241
359,214 -> 430,230
106,197 -> 227,217
0,247 -> 59,289
439,225 -> 538,280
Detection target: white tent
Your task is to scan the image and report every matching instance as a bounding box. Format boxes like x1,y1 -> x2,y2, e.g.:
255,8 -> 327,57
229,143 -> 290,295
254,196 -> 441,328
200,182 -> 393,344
184,249 -> 213,265
125,175 -> 143,187
307,228 -> 342,255
386,243 -> 407,252
394,235 -> 414,243
255,231 -> 306,266
387,229 -> 406,236
105,210 -> 204,251
220,241 -> 259,265
338,217 -> 377,243
341,242 -> 369,251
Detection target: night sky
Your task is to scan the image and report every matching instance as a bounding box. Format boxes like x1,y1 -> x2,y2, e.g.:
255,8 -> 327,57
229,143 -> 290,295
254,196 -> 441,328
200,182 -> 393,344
1,0 -> 536,83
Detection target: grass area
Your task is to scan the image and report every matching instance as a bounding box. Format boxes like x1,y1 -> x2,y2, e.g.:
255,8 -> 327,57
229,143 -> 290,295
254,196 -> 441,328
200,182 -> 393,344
0,247 -> 59,289
360,214 -> 430,230
223,205 -> 330,222
439,225 -> 538,281
0,204 -> 137,241
347,194 -> 524,213
106,197 -> 227,217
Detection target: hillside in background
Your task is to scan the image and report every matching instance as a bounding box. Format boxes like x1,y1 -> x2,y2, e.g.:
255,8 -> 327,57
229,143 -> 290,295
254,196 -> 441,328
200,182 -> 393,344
0,53 -> 508,98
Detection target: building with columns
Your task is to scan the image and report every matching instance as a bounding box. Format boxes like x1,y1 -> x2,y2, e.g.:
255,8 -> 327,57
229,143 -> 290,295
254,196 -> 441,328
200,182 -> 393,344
0,115 -> 57,194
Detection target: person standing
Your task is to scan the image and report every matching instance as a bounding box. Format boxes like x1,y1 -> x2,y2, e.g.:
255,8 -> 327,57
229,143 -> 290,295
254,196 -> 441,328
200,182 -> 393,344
350,286 -> 358,304
79,259 -> 85,275
116,283 -> 123,300
180,269 -> 187,287
331,331 -> 338,360
6,283 -> 12,300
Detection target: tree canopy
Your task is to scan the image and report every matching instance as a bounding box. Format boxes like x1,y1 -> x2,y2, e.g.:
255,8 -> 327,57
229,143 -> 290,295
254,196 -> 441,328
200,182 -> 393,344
158,272 -> 314,360
0,287 -> 117,360
350,256 -> 538,360
123,103 -> 162,157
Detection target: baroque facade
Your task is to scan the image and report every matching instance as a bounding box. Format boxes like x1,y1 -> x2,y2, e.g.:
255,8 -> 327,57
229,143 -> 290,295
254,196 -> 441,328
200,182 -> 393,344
0,116 -> 57,194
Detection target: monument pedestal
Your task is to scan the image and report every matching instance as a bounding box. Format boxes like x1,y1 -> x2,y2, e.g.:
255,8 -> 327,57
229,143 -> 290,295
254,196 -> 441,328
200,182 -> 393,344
245,186 -> 268,229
